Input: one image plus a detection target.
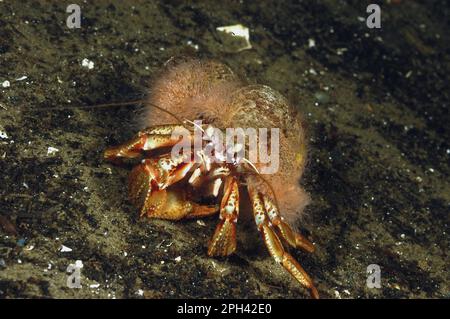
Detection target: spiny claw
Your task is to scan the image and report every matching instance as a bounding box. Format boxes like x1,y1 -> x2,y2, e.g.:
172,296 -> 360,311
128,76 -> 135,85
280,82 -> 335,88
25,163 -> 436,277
104,135 -> 145,161
104,124 -> 187,162
142,189 -> 167,218
128,161 -> 158,214
127,154 -> 195,218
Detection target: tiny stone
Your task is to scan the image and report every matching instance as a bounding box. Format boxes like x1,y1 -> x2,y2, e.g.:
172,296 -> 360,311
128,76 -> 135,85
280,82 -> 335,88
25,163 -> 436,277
314,91 -> 330,104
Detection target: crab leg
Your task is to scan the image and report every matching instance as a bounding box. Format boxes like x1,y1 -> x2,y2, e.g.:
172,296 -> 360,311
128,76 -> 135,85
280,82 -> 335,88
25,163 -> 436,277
104,124 -> 187,161
147,189 -> 217,220
262,196 -> 315,253
207,176 -> 239,257
249,190 -> 319,299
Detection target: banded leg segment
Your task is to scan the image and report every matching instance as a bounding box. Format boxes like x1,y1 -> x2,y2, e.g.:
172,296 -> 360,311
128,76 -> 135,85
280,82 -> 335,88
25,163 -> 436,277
207,176 -> 239,257
104,124 -> 187,161
263,196 -> 315,253
250,190 -> 319,299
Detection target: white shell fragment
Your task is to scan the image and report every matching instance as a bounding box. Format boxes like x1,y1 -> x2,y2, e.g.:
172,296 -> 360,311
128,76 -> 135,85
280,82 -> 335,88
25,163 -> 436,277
47,146 -> 59,155
81,58 -> 95,70
136,289 -> 144,296
196,220 -> 206,227
216,24 -> 252,52
60,245 -> 72,252
2,80 -> 10,88
0,130 -> 8,139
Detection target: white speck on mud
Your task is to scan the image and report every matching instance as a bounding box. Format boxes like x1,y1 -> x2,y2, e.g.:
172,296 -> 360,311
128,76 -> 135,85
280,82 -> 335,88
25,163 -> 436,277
2,80 -> 10,88
81,58 -> 95,70
47,146 -> 59,156
196,220 -> 206,227
216,24 -> 252,52
136,289 -> 144,296
334,290 -> 342,298
0,130 -> 8,139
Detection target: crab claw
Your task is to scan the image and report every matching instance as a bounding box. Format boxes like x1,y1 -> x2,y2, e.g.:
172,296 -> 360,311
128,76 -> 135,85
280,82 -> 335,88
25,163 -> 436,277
129,158 -> 217,219
104,124 -> 187,162
128,154 -> 194,216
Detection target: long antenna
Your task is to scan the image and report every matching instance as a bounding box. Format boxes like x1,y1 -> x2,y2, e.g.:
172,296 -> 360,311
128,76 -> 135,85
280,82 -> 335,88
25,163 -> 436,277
30,99 -> 144,111
147,102 -> 184,125
27,99 -> 185,126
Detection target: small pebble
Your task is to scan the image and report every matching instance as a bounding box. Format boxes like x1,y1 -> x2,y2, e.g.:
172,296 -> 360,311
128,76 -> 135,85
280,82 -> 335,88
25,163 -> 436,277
81,58 -> 95,70
47,146 -> 59,156
314,91 -> 330,104
196,220 -> 206,227
17,238 -> 26,247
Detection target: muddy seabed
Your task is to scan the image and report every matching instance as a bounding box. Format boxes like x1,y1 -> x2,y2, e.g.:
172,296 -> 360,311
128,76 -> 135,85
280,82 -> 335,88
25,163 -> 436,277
0,1 -> 448,298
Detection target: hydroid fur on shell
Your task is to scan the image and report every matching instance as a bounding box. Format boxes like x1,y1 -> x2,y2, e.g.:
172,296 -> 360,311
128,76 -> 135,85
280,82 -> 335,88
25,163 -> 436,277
141,59 -> 310,225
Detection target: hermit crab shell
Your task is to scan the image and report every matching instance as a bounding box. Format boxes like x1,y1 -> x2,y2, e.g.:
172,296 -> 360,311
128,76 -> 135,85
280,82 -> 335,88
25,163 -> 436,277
142,59 -> 310,224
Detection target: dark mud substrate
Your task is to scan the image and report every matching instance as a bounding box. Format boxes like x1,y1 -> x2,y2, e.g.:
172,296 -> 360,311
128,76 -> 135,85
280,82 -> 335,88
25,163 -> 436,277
0,1 -> 448,298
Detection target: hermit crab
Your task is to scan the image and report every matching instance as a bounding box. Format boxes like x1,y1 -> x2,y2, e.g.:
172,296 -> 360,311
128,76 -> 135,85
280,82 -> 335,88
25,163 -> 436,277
104,58 -> 319,298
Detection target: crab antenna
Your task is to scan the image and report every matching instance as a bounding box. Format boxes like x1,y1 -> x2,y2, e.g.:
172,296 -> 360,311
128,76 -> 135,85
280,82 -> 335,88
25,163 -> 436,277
30,99 -> 144,111
28,99 -> 187,127
183,119 -> 205,133
241,157 -> 260,174
146,102 -> 184,125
